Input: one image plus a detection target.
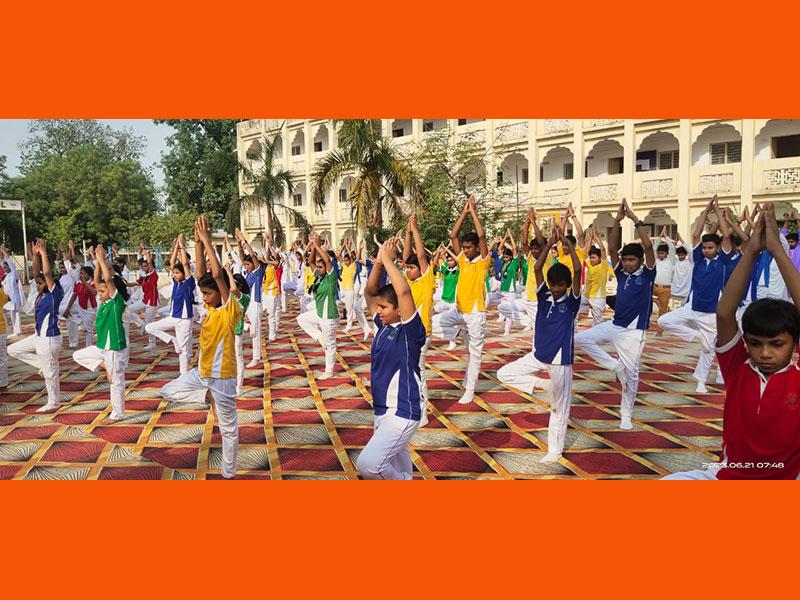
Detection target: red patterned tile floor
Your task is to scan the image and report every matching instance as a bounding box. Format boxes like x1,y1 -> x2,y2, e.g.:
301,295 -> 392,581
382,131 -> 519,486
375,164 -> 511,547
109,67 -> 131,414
0,300 -> 723,479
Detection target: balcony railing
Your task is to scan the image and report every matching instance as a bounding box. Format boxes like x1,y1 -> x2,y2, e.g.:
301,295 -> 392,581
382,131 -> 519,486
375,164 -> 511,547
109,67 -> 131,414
637,171 -> 677,199
542,119 -> 572,135
496,121 -> 528,142
755,157 -> 800,193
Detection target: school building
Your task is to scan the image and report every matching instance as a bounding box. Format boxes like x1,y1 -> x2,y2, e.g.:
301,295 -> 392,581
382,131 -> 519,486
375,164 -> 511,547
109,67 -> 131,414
236,119 -> 800,244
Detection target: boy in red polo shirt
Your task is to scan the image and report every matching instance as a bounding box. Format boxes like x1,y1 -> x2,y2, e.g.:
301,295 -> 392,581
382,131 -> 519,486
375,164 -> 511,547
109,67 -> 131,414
665,203 -> 800,480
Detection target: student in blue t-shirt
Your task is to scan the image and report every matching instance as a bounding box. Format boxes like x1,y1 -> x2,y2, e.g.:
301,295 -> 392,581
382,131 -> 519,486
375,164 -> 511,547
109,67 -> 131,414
357,235 -> 427,480
575,199 -> 656,430
145,234 -> 196,374
498,225 -> 581,463
9,239 -> 65,413
658,195 -> 733,392
236,229 -> 265,367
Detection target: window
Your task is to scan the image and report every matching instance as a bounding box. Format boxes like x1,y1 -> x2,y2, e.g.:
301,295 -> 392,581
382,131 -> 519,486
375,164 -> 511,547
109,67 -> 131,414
539,166 -> 544,182
773,135 -> 800,158
291,145 -> 302,156
423,121 -> 434,132
314,141 -> 323,152
563,163 -> 574,180
521,168 -> 529,184
458,119 -> 467,126
635,150 -> 657,172
246,152 -> 259,160
392,128 -> 405,138
496,170 -> 504,185
339,189 -> 348,203
608,156 -> 624,175
710,141 -> 742,164
658,150 -> 679,170
293,194 -> 303,207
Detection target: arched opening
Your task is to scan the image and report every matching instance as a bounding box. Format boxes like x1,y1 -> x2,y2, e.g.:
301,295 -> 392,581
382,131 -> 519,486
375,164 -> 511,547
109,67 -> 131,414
292,182 -> 307,208
312,124 -> 329,153
497,152 -> 529,186
692,123 -> 742,166
422,119 -> 447,133
390,119 -> 413,138
290,129 -> 305,157
539,146 -> 574,182
755,119 -> 800,159
636,131 -> 679,171
585,139 -> 624,177
245,139 -> 262,160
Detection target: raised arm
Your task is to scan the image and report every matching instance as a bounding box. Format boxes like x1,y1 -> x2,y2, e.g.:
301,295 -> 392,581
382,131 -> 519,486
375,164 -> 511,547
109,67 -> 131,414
380,238 -> 416,320
717,207 -> 763,347
168,237 -> 180,270
467,196 -> 489,258
363,242 -> 386,315
408,212 -> 428,272
567,204 -> 586,248
593,229 -> 607,261
693,196 -> 716,246
95,244 -> 116,298
194,220 -> 207,279
450,198 -> 471,255
534,228 -> 558,288
559,227 -> 582,296
197,215 -> 228,303
311,234 -> 332,273
37,240 -> 55,291
712,196 -> 732,253
624,199 -> 655,268
765,203 -> 800,307
608,199 -> 625,267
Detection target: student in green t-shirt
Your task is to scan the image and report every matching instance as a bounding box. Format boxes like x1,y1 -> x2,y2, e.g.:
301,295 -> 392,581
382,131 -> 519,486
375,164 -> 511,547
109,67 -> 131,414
73,245 -> 129,421
225,263 -> 251,397
495,229 -> 525,336
433,245 -> 461,351
297,233 -> 340,380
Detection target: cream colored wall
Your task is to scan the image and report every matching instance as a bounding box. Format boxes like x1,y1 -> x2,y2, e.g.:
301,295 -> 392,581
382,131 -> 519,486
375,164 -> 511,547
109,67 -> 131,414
236,119 -> 800,246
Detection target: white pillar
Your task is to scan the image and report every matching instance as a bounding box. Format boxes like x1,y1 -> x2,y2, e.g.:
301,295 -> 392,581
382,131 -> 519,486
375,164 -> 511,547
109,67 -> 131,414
677,119 -> 691,235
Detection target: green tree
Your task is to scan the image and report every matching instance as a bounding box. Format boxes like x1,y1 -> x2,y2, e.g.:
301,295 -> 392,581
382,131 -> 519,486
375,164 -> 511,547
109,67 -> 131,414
311,120 -> 419,235
124,208 -> 205,248
231,132 -> 309,247
156,119 -> 239,221
17,143 -> 156,245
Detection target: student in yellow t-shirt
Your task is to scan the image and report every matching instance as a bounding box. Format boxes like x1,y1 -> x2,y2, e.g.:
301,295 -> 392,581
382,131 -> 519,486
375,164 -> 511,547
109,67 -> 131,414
339,237 -> 371,340
556,202 -> 587,278
513,209 -> 549,341
403,212 -> 435,419
160,216 -> 243,479
261,221 -> 283,342
431,196 -> 490,405
580,227 -> 615,326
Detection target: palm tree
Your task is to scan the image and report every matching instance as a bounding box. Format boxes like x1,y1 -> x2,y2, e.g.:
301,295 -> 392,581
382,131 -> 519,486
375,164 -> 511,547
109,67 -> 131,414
311,120 -> 418,233
226,131 -> 310,246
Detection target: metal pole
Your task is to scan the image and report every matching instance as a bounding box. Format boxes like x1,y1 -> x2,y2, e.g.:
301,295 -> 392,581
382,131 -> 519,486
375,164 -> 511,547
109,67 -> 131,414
20,201 -> 28,284
515,164 -> 520,220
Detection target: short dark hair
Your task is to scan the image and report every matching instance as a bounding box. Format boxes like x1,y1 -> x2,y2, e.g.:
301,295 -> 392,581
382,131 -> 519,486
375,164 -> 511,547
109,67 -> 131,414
730,234 -> 742,247
588,247 -> 601,258
242,254 -> 255,265
565,234 -> 577,245
742,299 -> 800,342
701,233 -> 721,246
198,270 -> 230,292
80,266 -> 94,279
462,232 -> 479,245
546,263 -> 572,286
172,260 -> 187,276
530,239 -> 541,249
502,247 -> 513,257
676,246 -> 688,256
621,243 -> 644,259
787,233 -> 799,242
657,244 -> 669,253
375,283 -> 398,308
405,254 -> 419,268
113,256 -> 126,266
233,273 -> 250,295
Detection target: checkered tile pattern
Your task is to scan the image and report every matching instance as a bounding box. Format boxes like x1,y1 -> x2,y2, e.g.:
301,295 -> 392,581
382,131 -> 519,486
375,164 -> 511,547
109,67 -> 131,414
0,302 -> 724,479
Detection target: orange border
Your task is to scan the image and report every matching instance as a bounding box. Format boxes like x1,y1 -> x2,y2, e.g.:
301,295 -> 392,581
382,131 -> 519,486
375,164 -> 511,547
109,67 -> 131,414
3,3 -> 800,598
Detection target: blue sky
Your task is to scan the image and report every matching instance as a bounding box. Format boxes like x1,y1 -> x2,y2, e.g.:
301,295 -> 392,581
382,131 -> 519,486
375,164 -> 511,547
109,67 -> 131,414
0,119 -> 172,187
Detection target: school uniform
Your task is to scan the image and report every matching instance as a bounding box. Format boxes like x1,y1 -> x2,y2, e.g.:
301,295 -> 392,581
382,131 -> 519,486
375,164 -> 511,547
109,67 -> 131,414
233,292 -> 251,395
134,270 -> 160,347
433,262 -> 459,314
499,284 -> 581,457
0,289 -> 9,386
1,260 -> 24,336
651,238 -> 676,329
244,264 -> 265,362
356,311 -> 427,480
580,260 -> 614,326
9,281 -> 64,410
341,262 -> 370,336
658,245 -> 732,387
575,262 -> 656,426
67,280 -> 97,348
408,266 -> 435,408
494,256 -> 523,336
262,264 -> 281,341
297,270 -> 339,375
664,331 -> 800,480
73,289 -> 127,419
160,294 -> 243,479
145,275 -> 196,374
432,253 -> 492,396
669,249 -> 693,308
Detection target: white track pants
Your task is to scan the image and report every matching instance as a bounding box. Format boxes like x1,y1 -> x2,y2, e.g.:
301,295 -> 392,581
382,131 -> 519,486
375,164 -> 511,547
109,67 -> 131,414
67,306 -> 96,349
146,316 -> 194,374
432,309 -> 486,392
657,306 -> 717,384
262,294 -> 280,341
356,413 -> 419,480
73,345 -> 126,419
128,302 -> 158,344
579,296 -> 607,327
498,352 -> 573,456
0,334 -> 7,387
297,309 -> 338,374
235,334 -> 244,395
161,370 -> 239,479
574,321 -> 646,420
245,300 -> 263,361
8,333 -> 62,407
342,290 -> 370,334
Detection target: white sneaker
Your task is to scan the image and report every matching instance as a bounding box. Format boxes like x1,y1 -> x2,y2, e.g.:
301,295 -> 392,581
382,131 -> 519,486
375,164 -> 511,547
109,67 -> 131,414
695,381 -> 708,393
36,403 -> 59,413
540,452 -> 562,464
317,371 -> 334,380
146,342 -> 156,350
362,329 -> 370,341
447,341 -> 457,351
457,390 -> 475,405
620,416 -> 633,430
419,411 -> 429,428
